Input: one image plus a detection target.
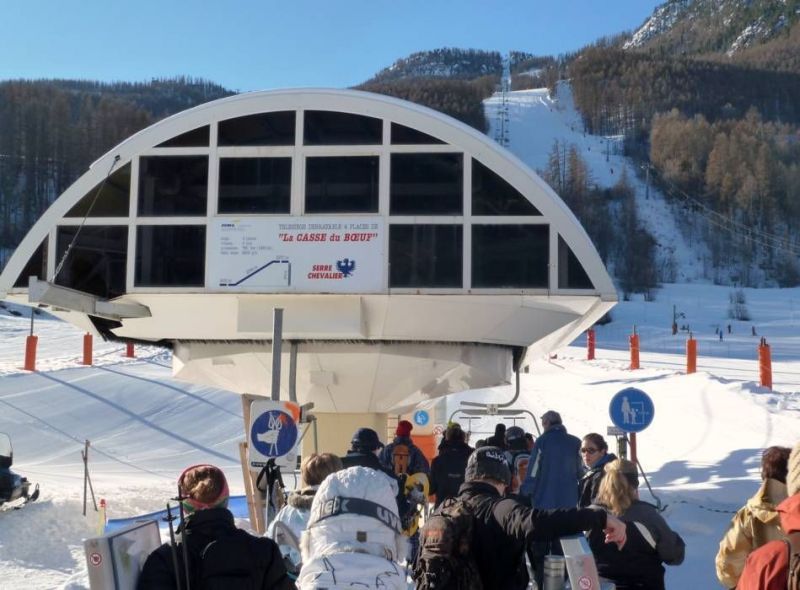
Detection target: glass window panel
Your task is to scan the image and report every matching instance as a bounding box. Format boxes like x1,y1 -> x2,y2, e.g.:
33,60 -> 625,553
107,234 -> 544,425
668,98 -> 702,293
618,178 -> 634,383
135,225 -> 205,287
138,156 -> 208,216
218,111 -> 295,146
156,126 -> 209,147
390,153 -> 463,215
219,157 -> 291,214
389,224 -> 462,288
55,226 -> 127,298
391,123 -> 445,145
472,159 -> 541,216
305,156 -> 379,213
13,237 -> 48,288
65,163 -> 131,218
558,235 -> 594,289
304,111 -> 382,145
472,225 -> 549,288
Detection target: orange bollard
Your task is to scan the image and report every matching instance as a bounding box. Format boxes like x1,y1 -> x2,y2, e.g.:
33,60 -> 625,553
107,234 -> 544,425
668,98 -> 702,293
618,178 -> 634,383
82,333 -> 93,366
125,342 -> 135,358
759,337 -> 772,391
629,333 -> 640,370
686,336 -> 697,374
587,329 -> 596,361
24,335 -> 38,371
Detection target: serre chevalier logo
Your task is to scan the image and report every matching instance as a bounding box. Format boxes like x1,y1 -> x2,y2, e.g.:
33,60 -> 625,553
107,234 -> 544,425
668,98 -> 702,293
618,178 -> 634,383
336,258 -> 356,277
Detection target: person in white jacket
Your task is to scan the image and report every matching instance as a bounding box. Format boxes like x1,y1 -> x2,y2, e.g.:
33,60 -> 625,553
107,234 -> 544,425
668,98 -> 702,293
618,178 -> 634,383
267,453 -> 343,578
297,466 -> 408,589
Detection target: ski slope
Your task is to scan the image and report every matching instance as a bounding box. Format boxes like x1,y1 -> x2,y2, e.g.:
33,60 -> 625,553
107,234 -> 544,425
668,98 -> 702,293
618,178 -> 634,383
485,84 -> 709,283
0,283 -> 799,589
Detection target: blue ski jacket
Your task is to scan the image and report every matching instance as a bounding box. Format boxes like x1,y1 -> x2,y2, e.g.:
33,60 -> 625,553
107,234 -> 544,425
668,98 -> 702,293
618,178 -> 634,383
519,424 -> 582,509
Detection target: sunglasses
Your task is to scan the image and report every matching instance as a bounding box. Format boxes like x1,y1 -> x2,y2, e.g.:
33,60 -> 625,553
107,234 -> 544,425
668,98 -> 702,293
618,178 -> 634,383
580,447 -> 599,454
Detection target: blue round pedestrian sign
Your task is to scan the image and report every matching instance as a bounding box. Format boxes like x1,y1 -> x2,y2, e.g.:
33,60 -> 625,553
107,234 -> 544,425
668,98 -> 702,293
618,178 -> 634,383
609,387 -> 655,433
250,409 -> 298,457
413,410 -> 430,426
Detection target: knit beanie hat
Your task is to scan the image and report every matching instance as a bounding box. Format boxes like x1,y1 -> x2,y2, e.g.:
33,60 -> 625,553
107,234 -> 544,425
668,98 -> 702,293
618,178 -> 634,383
465,446 -> 511,486
396,420 -> 413,437
788,441 -> 800,496
179,464 -> 230,514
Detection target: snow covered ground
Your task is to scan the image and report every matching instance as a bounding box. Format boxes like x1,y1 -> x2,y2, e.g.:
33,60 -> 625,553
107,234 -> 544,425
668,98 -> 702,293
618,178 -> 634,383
1,86 -> 798,589
0,282 -> 798,589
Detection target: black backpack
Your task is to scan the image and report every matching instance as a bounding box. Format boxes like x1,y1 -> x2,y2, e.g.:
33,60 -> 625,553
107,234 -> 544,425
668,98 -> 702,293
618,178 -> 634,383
413,497 -> 483,590
193,529 -> 287,590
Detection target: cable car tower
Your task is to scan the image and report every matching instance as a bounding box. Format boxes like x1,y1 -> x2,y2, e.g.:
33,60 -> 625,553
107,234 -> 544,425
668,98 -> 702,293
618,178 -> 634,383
494,54 -> 511,148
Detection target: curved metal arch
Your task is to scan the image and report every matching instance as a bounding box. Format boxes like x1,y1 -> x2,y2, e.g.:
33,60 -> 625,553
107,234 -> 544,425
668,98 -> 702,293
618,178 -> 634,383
0,88 -> 615,298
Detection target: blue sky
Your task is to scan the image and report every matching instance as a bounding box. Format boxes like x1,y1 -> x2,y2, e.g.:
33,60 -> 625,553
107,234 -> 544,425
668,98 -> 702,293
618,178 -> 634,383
1,1 -> 662,92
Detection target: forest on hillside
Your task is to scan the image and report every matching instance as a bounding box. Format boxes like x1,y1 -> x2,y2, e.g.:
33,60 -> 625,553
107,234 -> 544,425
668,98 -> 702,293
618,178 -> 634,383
0,78 -> 231,263
564,46 -> 800,287
357,77 -> 495,132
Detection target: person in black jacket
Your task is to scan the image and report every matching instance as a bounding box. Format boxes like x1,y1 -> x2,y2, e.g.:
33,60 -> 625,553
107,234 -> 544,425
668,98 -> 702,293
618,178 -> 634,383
340,427 -> 397,480
429,424 -> 473,507
588,458 -> 685,590
454,446 -> 627,590
137,464 -> 294,590
485,423 -> 507,450
340,427 -> 409,521
578,432 -> 617,508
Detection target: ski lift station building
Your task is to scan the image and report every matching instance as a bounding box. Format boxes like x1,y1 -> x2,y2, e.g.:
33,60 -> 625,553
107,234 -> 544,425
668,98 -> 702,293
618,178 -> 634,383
0,89 -> 616,449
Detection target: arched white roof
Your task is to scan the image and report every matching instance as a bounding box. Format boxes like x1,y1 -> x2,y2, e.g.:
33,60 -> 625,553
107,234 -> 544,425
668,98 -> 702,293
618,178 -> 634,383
0,88 -> 617,412
1,88 -> 614,299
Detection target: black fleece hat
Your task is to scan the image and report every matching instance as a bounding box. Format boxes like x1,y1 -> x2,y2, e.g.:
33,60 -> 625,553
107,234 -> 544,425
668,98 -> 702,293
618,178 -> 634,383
465,446 -> 511,486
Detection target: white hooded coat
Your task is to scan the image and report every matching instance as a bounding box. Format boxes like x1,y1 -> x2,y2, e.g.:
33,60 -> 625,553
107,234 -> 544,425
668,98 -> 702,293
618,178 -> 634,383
297,466 -> 408,589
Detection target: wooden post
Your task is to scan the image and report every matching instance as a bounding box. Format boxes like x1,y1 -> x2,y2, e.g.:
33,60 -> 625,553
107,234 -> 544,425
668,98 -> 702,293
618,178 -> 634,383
759,338 -> 772,391
587,329 -> 596,361
83,440 -> 89,516
82,333 -> 93,366
630,432 -> 638,465
240,394 -> 265,534
686,336 -> 697,374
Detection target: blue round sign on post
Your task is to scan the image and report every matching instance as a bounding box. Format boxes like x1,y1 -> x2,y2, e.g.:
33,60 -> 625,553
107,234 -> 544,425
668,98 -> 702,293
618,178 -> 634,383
250,409 -> 298,458
413,410 -> 430,426
609,387 -> 655,433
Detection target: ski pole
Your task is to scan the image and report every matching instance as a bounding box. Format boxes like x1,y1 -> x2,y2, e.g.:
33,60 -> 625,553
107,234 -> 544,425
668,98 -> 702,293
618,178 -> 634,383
166,502 -> 184,590
177,486 -> 192,590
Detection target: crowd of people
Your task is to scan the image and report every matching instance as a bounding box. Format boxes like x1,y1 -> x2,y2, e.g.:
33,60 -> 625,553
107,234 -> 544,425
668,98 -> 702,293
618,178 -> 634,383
135,412 -> 800,590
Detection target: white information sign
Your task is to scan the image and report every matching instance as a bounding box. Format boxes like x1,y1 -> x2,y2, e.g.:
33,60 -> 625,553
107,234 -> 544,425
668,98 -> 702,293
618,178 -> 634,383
209,217 -> 384,293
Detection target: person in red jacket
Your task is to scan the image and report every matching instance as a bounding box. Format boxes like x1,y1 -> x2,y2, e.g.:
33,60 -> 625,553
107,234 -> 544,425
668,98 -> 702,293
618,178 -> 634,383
738,441 -> 800,589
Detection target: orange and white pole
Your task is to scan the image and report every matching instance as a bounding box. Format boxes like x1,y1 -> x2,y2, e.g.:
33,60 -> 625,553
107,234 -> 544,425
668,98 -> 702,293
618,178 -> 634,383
758,337 -> 772,390
24,335 -> 38,371
23,308 -> 37,371
82,333 -> 93,366
629,328 -> 640,370
686,335 -> 697,374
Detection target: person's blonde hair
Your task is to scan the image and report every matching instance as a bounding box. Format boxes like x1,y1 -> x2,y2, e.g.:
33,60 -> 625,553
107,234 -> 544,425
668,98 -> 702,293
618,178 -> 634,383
301,453 -> 343,488
595,458 -> 639,516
